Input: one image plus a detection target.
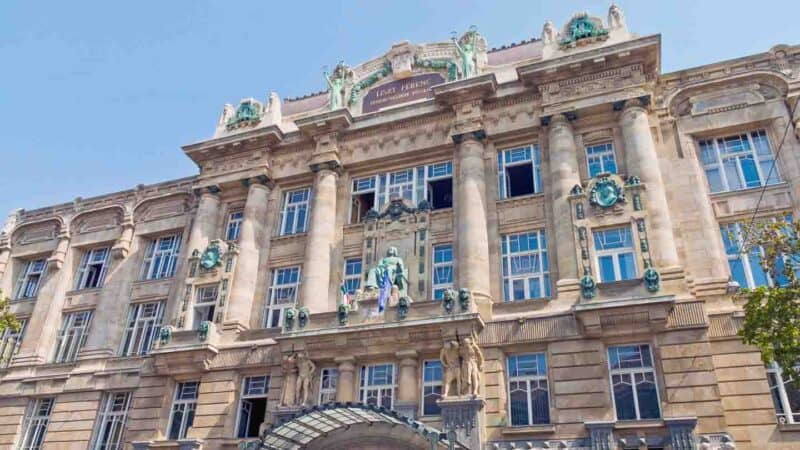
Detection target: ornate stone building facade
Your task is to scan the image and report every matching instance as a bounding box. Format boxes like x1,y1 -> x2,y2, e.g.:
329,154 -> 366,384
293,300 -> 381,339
1,5 -> 799,450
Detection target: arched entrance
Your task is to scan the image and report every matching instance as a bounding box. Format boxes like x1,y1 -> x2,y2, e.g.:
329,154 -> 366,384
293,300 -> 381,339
258,403 -> 466,450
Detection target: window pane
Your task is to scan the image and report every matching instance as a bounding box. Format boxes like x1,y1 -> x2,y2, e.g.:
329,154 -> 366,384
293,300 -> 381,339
531,382 -> 550,424
740,156 -> 761,188
599,255 -> 616,282
612,374 -> 637,420
509,382 -> 529,426
618,253 -> 636,280
723,159 -> 742,190
635,372 -> 661,419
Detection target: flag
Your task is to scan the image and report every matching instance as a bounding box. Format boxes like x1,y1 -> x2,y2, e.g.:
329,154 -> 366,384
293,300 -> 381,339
339,282 -> 349,307
378,271 -> 391,313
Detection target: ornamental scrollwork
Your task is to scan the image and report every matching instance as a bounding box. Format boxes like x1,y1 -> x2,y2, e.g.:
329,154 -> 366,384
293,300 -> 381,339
589,177 -> 625,208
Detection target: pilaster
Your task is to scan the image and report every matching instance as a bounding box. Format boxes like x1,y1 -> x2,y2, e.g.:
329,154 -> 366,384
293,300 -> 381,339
335,356 -> 356,403
395,349 -> 419,419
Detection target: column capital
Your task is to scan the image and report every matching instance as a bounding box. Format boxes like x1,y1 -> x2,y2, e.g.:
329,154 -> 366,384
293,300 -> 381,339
451,129 -> 486,145
616,95 -> 652,114
193,185 -> 221,198
241,174 -> 272,189
335,355 -> 356,370
309,160 -> 342,174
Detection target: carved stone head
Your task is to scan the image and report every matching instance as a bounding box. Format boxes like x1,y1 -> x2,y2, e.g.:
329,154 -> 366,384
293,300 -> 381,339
387,246 -> 398,257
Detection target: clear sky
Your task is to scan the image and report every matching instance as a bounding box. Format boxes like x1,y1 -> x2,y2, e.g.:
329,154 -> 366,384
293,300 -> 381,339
0,0 -> 796,217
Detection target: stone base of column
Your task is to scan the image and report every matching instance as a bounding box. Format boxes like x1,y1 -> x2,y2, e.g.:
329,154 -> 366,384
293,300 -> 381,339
556,278 -> 581,295
78,348 -> 115,360
221,319 -> 248,333
394,400 -> 418,419
12,353 -> 46,366
268,406 -> 303,426
585,421 -> 616,450
438,395 -> 485,450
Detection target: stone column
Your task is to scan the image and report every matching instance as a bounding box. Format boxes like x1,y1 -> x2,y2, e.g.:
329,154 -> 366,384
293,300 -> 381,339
395,350 -> 419,418
620,100 -> 680,269
298,164 -> 339,314
185,189 -> 221,256
225,179 -> 270,330
548,114 -> 581,285
335,356 -> 356,402
454,132 -> 492,299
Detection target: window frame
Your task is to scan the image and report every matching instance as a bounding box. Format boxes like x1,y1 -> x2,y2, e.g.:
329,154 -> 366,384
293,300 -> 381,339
593,226 -> 638,283
585,141 -> 618,178
343,257 -> 362,297
0,318 -> 27,368
167,381 -> 199,441
192,284 -> 218,329
497,145 -> 542,199
421,360 -> 443,416
13,258 -> 47,300
319,367 -> 339,405
90,391 -> 132,450
119,301 -> 164,357
75,247 -> 110,290
279,188 -> 311,236
225,210 -> 245,242
698,129 -> 780,193
501,230 -> 551,302
53,310 -> 93,363
359,363 -> 396,409
607,344 -> 662,421
141,234 -> 181,281
431,244 -> 454,300
17,397 -> 54,450
264,266 -> 301,328
766,362 -> 800,425
235,375 -> 270,438
506,353 -> 551,426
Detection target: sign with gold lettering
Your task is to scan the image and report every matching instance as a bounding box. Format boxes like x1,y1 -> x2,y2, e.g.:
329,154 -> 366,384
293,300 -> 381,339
362,73 -> 445,114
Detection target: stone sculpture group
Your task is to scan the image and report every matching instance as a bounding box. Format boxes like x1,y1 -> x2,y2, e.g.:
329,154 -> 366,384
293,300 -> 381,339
440,336 -> 485,397
279,351 -> 317,407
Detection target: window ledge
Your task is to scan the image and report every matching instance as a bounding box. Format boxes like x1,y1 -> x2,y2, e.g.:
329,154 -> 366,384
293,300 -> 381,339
132,277 -> 174,286
614,419 -> 664,430
597,278 -> 641,289
778,422 -> 800,432
501,424 -> 555,435
271,232 -> 308,242
497,192 -> 544,205
66,287 -> 103,296
10,297 -> 37,303
708,182 -> 789,199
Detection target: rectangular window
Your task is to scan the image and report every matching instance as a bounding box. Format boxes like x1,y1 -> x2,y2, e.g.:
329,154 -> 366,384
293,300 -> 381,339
359,364 -> 395,409
279,188 -> 310,236
719,216 -> 799,289
53,310 -> 93,363
119,301 -> 164,357
193,285 -> 218,329
586,142 -> 618,178
699,129 -> 780,193
422,360 -> 443,416
767,362 -> 800,424
75,247 -> 110,290
350,176 -> 376,223
501,231 -> 550,301
432,244 -> 453,300
13,259 -> 46,300
17,397 -> 54,450
141,234 -> 181,280
168,381 -> 199,440
319,368 -> 339,405
594,227 -> 637,282
0,319 -> 26,368
343,258 -> 362,296
507,353 -> 550,426
264,267 -> 301,328
237,375 -> 270,438
226,210 -> 244,241
608,344 -> 661,421
498,145 -> 542,199
91,392 -> 132,450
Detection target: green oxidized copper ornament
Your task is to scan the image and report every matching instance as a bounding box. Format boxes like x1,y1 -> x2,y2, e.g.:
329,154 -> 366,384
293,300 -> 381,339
199,242 -> 222,270
589,178 -> 624,208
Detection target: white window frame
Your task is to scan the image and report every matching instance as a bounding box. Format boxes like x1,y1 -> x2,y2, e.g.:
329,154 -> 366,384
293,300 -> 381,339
319,367 -> 339,405
350,176 -> 378,223
359,363 -> 396,409
593,227 -> 637,282
699,129 -> 780,193
13,259 -> 46,300
192,285 -> 218,329
53,310 -> 93,363
264,267 -> 301,328
607,344 -> 661,421
0,319 -> 26,368
225,210 -> 244,241
501,230 -> 550,302
279,188 -> 311,236
585,142 -> 618,178
767,362 -> 800,424
431,244 -> 454,300
236,375 -> 270,438
90,391 -> 132,450
75,247 -> 110,290
343,258 -> 362,296
17,397 -> 54,450
167,381 -> 199,440
507,353 -> 551,426
421,360 -> 443,416
119,301 -> 164,357
141,234 -> 181,280
498,145 -> 542,199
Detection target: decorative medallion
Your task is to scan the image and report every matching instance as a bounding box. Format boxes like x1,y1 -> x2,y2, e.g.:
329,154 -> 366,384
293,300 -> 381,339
226,99 -> 262,130
199,242 -> 222,270
559,13 -> 609,49
589,177 -> 624,208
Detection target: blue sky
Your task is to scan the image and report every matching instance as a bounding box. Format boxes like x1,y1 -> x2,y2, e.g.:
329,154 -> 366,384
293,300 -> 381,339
0,0 -> 796,216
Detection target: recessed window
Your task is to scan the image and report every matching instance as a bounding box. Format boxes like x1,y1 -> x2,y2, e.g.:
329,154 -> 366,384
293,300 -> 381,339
593,227 -> 637,282
119,301 -> 164,357
767,362 -> 800,424
359,364 -> 395,409
91,392 -> 132,450
343,258 -> 362,297
0,319 -> 26,368
507,353 -> 550,426
17,397 -> 54,450
193,285 -> 218,329
350,177 -> 376,223
585,142 -> 618,178
264,267 -> 301,328
141,234 -> 181,280
426,162 -> 453,210
607,344 -> 661,421
13,259 -> 46,300
279,188 -> 310,236
53,310 -> 93,363
168,381 -> 199,440
720,216 -> 799,289
432,244 -> 453,300
237,375 -> 270,438
422,360 -> 443,416
319,368 -> 339,405
226,210 -> 244,241
75,247 -> 110,290
501,231 -> 550,301
699,129 -> 780,193
498,145 -> 542,199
